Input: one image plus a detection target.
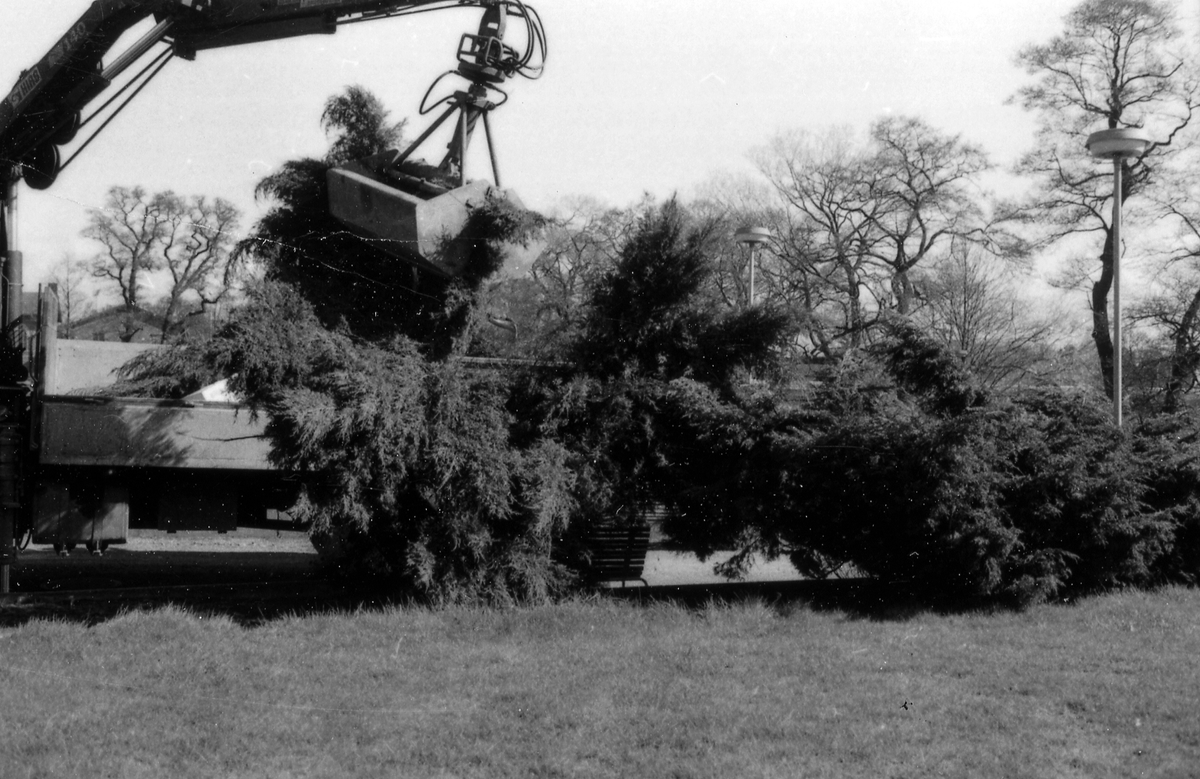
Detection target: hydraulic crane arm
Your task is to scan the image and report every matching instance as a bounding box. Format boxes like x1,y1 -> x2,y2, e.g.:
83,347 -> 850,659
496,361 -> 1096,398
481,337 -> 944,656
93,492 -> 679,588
169,0 -> 484,54
0,0 -> 542,190
0,0 -> 545,292
0,0 -> 546,592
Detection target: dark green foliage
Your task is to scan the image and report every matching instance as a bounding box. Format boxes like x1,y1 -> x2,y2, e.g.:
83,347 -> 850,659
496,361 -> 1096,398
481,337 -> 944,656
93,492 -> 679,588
134,284 -> 575,604
1002,390 -> 1173,594
106,334 -> 217,399
571,200 -> 791,392
233,210 -> 551,600
320,85 -> 406,165
784,393 -> 1174,603
438,194 -> 547,359
880,317 -> 988,415
545,201 -> 793,548
116,86 -> 559,603
791,409 -> 1028,599
244,153 -> 447,345
113,282 -> 353,398
646,317 -> 1200,604
240,86 -> 543,353
652,380 -> 815,566
693,326 -> 1181,605
1131,412 -> 1200,584
269,341 -> 576,605
649,309 -> 1200,606
111,111 -> 1200,608
498,199 -> 796,579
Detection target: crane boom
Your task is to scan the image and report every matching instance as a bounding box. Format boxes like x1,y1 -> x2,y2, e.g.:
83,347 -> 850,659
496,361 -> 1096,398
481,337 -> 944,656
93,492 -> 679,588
0,0 -> 543,267
0,0 -> 547,591
0,0 -> 509,186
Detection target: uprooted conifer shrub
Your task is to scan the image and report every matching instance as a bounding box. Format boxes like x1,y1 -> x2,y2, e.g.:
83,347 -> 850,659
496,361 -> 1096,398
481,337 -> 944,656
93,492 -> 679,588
236,287 -> 577,603
510,198 -> 795,576
1129,411 -> 1200,586
117,188 -> 569,603
110,86 -> 578,603
681,320 -> 1181,607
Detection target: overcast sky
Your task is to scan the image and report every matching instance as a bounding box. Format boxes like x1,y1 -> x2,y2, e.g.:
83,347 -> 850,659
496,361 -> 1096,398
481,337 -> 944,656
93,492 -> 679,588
0,0 -> 1123,288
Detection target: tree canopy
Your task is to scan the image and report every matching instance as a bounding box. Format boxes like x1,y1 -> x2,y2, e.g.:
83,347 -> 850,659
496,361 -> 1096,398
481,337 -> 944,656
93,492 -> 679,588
1011,0 -> 1200,398
750,117 -> 1007,359
83,185 -> 243,342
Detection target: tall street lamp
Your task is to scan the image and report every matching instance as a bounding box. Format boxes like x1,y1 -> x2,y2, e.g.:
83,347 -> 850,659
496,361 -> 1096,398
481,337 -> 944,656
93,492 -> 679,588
734,226 -> 771,307
1086,127 -> 1152,428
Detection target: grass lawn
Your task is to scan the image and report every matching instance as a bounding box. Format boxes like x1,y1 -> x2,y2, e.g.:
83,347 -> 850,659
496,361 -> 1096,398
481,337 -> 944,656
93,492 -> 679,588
1,587 -> 1197,778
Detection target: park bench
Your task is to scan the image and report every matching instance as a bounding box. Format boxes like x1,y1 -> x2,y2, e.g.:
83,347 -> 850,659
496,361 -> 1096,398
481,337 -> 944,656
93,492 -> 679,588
584,521 -> 652,587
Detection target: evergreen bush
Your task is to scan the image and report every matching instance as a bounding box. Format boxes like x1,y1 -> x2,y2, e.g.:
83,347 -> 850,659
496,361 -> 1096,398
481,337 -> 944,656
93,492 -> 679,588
659,322 -> 1188,607
222,286 -> 577,604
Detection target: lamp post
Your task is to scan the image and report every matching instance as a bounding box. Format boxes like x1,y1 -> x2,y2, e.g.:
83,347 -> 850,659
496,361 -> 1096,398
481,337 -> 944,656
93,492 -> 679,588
1086,128 -> 1152,428
734,226 -> 771,307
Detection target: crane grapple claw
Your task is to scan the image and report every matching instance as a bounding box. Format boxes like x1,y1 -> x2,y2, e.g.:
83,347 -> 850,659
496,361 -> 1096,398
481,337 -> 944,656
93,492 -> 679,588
327,159 -> 523,278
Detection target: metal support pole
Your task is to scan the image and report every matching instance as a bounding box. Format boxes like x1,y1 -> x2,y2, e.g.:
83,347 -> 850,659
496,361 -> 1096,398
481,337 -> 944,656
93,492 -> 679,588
439,88 -> 488,184
1112,158 -> 1123,429
748,244 -> 756,307
395,102 -> 460,168
456,107 -> 468,186
0,178 -> 17,593
734,226 -> 771,309
4,181 -> 21,336
99,19 -> 174,82
1087,127 -> 1150,428
482,111 -> 501,188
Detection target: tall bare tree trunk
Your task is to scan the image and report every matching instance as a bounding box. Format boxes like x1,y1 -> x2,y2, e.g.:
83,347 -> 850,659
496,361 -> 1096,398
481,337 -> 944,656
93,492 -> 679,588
1091,227 -> 1116,399
845,264 -> 863,348
1164,287 -> 1200,412
893,268 -> 914,315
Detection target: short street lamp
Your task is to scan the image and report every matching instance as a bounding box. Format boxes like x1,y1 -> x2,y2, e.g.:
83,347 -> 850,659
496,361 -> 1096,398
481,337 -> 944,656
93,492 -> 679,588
1086,127 -> 1152,428
734,226 -> 771,307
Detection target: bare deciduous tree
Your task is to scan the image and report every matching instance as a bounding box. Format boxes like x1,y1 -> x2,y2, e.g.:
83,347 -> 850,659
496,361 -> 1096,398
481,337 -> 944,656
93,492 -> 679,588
691,172 -> 779,311
1010,0 -> 1200,397
45,254 -> 94,338
752,117 -> 1000,358
912,244 -> 1062,392
84,185 -> 163,313
84,185 -> 243,342
153,192 -> 242,341
528,196 -> 645,355
867,116 -> 997,315
1129,158 -> 1200,410
754,126 -> 887,357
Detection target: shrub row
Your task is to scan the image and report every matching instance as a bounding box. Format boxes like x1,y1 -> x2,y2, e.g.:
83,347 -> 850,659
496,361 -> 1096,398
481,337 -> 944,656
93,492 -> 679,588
653,323 -> 1200,606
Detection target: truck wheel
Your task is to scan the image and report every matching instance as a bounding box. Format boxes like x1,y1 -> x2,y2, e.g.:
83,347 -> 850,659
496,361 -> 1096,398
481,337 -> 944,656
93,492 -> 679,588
51,112 -> 81,145
23,144 -> 60,190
